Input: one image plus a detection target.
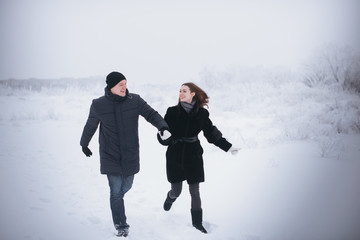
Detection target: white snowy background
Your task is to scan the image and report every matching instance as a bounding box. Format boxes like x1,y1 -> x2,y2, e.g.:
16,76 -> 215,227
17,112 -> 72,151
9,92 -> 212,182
1,66 -> 360,240
1,0 -> 360,240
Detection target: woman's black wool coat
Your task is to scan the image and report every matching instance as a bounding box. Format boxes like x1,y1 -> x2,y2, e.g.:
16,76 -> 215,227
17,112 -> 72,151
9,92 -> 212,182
159,104 -> 232,184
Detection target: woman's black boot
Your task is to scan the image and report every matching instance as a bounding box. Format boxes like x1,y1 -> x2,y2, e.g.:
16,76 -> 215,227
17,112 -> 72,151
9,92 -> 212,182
163,192 -> 176,211
191,209 -> 207,233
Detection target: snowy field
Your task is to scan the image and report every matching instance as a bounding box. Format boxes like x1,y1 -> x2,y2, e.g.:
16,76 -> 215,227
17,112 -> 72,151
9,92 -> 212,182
1,69 -> 360,240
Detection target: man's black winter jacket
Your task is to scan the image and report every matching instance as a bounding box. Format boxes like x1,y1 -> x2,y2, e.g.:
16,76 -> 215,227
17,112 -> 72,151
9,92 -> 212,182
80,88 -> 168,176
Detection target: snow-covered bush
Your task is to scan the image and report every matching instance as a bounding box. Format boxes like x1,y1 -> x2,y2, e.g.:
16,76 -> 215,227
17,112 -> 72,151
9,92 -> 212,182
317,135 -> 344,159
303,44 -> 360,93
197,65 -> 360,148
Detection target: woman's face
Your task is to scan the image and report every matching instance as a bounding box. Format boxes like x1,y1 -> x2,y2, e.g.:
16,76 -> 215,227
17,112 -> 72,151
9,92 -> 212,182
110,80 -> 127,96
179,85 -> 195,103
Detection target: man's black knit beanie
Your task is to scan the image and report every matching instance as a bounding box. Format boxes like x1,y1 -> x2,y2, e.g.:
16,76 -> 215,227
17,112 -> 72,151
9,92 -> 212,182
106,71 -> 126,89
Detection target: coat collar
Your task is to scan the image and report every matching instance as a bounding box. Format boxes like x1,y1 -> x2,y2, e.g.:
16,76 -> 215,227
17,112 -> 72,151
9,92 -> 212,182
104,87 -> 130,102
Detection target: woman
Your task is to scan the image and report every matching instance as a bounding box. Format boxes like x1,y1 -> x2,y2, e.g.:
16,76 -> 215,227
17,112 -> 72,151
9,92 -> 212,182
158,82 -> 240,233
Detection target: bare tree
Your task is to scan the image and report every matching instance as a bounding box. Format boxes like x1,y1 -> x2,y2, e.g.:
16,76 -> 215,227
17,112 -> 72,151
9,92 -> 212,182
344,54 -> 360,93
303,44 -> 360,93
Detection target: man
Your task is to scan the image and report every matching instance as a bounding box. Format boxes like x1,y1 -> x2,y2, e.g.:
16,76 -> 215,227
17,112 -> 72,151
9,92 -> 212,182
80,71 -> 171,237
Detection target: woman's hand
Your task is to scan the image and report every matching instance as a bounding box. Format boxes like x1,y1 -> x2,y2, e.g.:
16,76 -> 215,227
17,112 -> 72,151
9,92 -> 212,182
157,129 -> 173,146
159,129 -> 172,141
229,146 -> 240,155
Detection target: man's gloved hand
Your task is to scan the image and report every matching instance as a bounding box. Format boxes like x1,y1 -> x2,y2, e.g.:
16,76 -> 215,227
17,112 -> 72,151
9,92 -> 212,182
159,129 -> 172,141
82,146 -> 92,157
229,146 -> 241,155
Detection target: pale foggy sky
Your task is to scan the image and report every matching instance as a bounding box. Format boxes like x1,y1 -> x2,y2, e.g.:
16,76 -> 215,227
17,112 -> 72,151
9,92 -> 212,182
0,0 -> 359,83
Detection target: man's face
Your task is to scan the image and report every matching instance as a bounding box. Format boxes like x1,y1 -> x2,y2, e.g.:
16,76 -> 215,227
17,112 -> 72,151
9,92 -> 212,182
111,80 -> 127,97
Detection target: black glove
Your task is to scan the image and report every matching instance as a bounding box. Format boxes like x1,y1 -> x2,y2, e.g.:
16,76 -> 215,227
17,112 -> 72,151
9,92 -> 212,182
82,146 -> 92,157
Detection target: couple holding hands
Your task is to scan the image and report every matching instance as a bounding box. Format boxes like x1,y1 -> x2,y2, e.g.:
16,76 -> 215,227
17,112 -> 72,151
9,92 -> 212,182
80,71 -> 240,237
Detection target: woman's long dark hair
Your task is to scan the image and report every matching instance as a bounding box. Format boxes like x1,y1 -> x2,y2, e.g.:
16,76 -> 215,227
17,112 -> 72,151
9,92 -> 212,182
181,82 -> 209,108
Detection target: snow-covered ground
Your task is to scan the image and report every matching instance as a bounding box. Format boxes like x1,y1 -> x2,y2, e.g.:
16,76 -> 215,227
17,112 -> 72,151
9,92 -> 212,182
1,69 -> 360,240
